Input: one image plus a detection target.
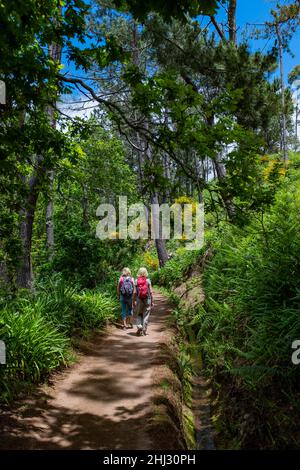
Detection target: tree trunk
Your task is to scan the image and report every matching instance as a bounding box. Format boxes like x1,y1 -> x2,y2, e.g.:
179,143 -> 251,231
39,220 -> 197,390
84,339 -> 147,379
163,154 -> 171,202
228,0 -> 237,44
132,22 -> 167,266
45,41 -> 62,259
16,174 -> 39,289
81,184 -> 90,229
155,238 -> 169,268
151,192 -> 169,267
46,170 -> 55,259
213,153 -> 236,221
0,259 -> 9,288
276,21 -> 288,163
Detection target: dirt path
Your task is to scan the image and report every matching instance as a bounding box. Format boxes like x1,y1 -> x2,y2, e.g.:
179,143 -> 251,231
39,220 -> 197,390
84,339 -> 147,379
0,291 -> 173,450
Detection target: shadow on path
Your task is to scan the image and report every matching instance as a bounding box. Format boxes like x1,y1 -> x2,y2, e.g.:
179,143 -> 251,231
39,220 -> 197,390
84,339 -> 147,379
0,291 -> 173,450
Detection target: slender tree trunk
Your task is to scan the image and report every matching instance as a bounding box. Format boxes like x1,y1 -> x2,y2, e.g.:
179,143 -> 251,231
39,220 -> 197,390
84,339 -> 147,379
46,170 -> 55,259
81,184 -> 90,229
212,162 -> 216,179
132,24 -> 146,194
151,192 -> 169,267
45,41 -> 62,259
163,154 -> 171,202
276,21 -> 288,163
206,109 -> 236,220
17,217 -> 34,289
0,258 -> 9,288
135,124 -> 145,191
16,172 -> 40,289
228,0 -> 237,44
213,153 -> 236,220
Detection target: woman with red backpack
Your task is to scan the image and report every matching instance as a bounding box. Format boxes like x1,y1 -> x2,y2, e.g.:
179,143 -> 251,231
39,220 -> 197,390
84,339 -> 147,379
133,267 -> 154,336
117,267 -> 135,329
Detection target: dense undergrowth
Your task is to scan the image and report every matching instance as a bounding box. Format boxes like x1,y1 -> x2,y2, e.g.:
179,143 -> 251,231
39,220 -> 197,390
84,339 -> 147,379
155,153 -> 300,449
0,275 -> 118,402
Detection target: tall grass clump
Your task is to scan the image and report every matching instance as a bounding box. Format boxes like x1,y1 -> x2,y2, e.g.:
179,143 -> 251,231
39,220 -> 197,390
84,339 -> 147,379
0,306 -> 70,401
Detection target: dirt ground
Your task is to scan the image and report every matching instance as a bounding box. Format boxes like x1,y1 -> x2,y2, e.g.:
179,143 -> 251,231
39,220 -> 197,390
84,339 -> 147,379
0,291 -> 175,450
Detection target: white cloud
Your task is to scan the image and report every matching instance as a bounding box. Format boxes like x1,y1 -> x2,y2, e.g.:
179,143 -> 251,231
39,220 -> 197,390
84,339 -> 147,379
58,94 -> 100,120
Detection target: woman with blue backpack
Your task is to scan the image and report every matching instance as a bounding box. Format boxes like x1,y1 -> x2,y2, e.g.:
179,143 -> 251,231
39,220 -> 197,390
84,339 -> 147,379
117,267 -> 135,329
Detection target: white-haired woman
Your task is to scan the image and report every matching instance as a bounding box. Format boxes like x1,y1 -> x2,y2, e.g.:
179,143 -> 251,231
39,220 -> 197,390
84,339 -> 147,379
133,267 -> 153,336
117,267 -> 134,329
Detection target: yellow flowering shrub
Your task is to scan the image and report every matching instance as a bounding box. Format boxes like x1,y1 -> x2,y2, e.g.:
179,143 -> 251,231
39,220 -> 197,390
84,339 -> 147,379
143,251 -> 159,269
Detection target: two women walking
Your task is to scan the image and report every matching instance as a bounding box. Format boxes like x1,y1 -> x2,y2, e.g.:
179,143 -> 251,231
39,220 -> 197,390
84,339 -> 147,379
117,267 -> 153,336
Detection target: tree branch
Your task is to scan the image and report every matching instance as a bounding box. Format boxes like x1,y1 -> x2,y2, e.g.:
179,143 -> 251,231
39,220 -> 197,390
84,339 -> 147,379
209,15 -> 226,41
58,75 -> 207,188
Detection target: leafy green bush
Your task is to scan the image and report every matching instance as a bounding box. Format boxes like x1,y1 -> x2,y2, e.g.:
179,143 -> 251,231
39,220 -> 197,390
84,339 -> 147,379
71,290 -> 118,332
154,247 -> 203,287
0,307 -> 70,401
33,274 -> 118,335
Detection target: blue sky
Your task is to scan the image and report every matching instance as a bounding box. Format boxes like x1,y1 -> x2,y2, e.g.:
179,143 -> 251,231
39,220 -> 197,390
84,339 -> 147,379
67,1 -> 299,82
213,0 -> 299,84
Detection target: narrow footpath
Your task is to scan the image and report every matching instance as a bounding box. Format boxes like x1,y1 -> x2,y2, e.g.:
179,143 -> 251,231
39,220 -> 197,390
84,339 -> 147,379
0,291 -> 174,450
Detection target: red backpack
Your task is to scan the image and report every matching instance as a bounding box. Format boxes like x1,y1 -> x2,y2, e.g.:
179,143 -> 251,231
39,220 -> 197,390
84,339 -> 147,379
137,276 -> 148,299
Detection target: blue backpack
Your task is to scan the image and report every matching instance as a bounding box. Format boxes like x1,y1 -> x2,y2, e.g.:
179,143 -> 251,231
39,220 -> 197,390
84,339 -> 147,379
120,276 -> 134,296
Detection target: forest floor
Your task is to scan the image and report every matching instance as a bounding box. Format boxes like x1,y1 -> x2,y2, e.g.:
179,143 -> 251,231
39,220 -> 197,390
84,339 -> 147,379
0,291 -> 178,450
